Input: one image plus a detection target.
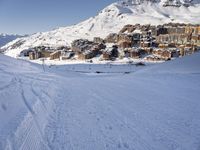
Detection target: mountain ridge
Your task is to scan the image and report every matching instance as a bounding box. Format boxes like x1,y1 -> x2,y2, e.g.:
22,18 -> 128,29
0,34 -> 25,48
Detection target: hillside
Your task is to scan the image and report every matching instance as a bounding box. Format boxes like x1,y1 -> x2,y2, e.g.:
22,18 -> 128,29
2,0 -> 200,57
0,34 -> 24,48
0,52 -> 200,150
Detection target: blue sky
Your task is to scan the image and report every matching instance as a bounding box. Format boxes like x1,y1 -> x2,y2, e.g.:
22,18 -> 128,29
0,0 -> 117,35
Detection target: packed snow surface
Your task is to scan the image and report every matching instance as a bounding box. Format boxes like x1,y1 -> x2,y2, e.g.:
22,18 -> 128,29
0,52 -> 200,150
3,0 -> 200,57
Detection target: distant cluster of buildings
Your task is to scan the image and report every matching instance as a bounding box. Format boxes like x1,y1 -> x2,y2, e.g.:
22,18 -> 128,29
20,23 -> 200,62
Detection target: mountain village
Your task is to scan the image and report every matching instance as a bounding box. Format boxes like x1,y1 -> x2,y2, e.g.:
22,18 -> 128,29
16,23 -> 200,63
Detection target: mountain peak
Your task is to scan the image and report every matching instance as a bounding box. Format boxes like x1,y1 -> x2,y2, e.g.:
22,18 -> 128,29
118,0 -> 158,5
117,0 -> 200,6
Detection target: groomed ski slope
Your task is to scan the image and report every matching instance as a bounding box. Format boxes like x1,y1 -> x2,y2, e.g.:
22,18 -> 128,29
0,53 -> 200,150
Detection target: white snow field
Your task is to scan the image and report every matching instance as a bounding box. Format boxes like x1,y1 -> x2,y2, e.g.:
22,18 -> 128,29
3,0 -> 200,57
0,52 -> 200,150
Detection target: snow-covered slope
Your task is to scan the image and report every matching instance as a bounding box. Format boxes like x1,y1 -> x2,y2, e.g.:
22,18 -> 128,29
0,52 -> 200,150
0,34 -> 24,48
2,0 -> 200,57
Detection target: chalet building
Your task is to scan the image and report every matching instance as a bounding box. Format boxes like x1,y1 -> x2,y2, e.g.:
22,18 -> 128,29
148,26 -> 157,36
143,47 -> 153,54
161,50 -> 172,60
156,26 -> 168,35
184,45 -> 198,55
20,49 -> 34,57
61,51 -> 75,60
119,24 -> 136,34
140,41 -> 151,48
71,39 -> 94,53
184,47 -> 193,55
169,49 -> 180,57
29,51 -> 41,60
25,47 -> 54,60
163,23 -> 186,27
158,44 -> 169,49
140,24 -> 151,33
78,50 -> 94,60
179,45 -> 185,56
132,33 -> 141,45
132,33 -> 141,39
91,43 -> 106,54
129,48 -> 146,58
118,40 -> 132,49
105,33 -> 119,43
185,26 -> 200,34
129,49 -> 141,58
56,46 -> 70,51
102,46 -> 118,60
145,55 -> 161,61
50,50 -> 61,60
29,52 -> 35,60
166,27 -> 185,34
178,44 -> 198,56
102,52 -> 111,60
191,34 -> 200,46
152,49 -> 172,60
192,45 -> 198,53
122,49 -> 131,58
71,39 -> 106,60
29,46 -> 55,58
156,34 -> 190,45
168,43 -> 176,48
40,50 -> 53,58
118,34 -> 133,43
152,49 -> 163,56
105,33 -> 134,44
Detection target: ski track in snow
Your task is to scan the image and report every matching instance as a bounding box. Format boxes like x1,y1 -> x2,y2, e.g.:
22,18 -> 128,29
0,59 -> 57,150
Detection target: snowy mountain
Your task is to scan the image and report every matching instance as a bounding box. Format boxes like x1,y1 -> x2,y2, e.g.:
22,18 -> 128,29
3,0 -> 200,57
0,34 -> 24,48
0,51 -> 200,149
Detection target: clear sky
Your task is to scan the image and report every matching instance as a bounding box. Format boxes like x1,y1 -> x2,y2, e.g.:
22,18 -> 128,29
0,0 -> 117,35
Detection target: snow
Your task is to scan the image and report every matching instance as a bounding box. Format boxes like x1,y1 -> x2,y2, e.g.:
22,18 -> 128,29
0,52 -> 200,150
2,0 -> 200,58
0,34 -> 24,48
